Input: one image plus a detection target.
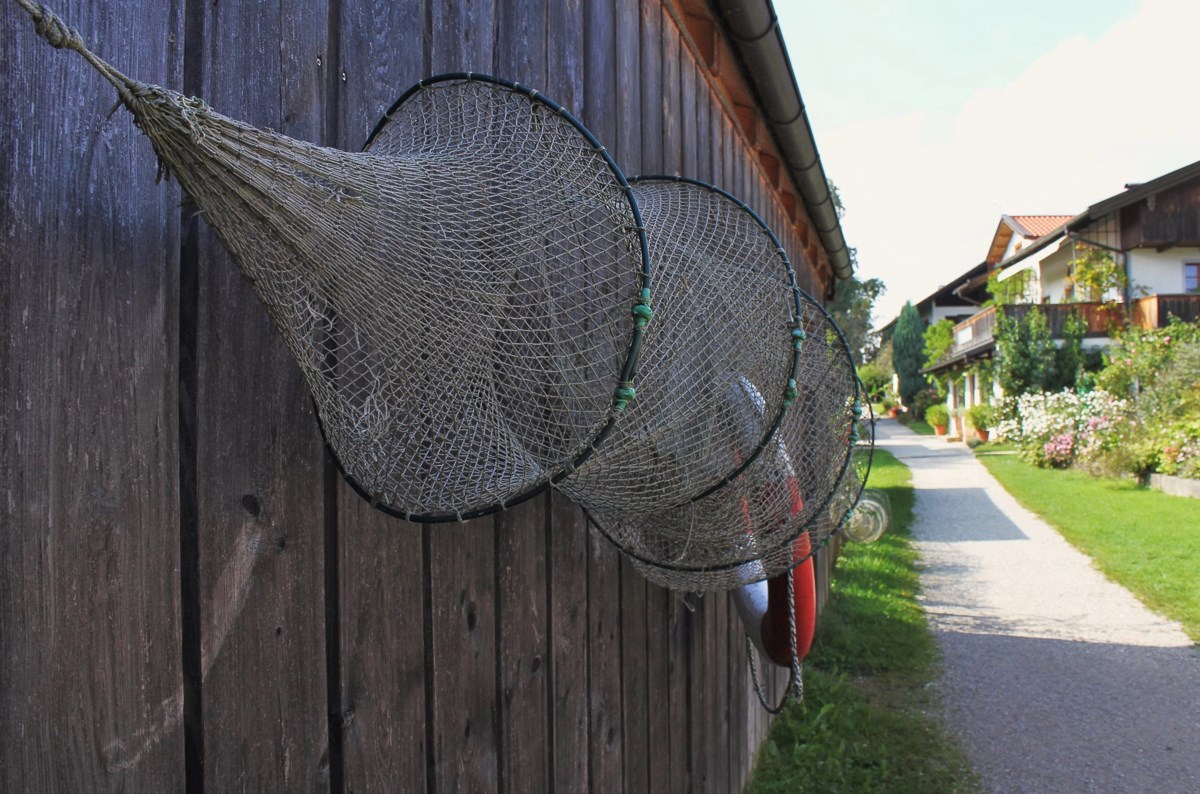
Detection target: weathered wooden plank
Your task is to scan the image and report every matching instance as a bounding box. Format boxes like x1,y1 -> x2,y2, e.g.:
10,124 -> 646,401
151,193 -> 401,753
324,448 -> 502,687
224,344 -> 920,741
694,65 -> 711,185
188,3 -> 331,789
612,2 -> 650,791
0,3 -> 183,790
680,44 -> 697,179
427,519 -> 499,793
659,15 -> 692,794
661,13 -> 681,175
547,493 -> 590,793
430,0 -> 496,73
640,0 -> 664,176
337,494 -> 427,793
489,5 -> 553,792
582,5 -> 625,789
331,3 -> 428,793
633,4 -> 672,790
689,596 -> 712,793
495,499 -> 550,792
545,3 -> 589,789
702,78 -> 731,792
419,8 -> 502,793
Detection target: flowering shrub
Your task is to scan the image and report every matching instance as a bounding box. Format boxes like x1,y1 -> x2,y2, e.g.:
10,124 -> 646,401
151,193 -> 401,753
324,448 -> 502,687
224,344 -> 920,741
1043,434 -> 1075,467
1097,318 -> 1200,398
996,390 -> 1130,468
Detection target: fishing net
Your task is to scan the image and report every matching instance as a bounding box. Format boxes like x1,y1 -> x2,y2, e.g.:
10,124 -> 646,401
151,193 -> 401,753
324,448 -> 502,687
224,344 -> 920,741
564,178 -> 865,592
560,177 -> 800,517
16,4 -> 651,522
19,3 -> 876,580
842,488 -> 891,544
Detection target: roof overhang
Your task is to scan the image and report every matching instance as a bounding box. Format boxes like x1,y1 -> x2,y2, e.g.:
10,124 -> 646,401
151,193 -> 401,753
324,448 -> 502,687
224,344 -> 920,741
713,0 -> 852,280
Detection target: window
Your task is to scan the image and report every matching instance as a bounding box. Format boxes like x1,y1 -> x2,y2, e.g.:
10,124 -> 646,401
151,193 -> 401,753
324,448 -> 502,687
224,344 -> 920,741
1187,262 -> 1199,293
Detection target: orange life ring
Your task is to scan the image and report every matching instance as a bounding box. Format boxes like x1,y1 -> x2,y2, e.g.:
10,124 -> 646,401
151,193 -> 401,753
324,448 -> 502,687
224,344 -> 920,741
732,469 -> 817,667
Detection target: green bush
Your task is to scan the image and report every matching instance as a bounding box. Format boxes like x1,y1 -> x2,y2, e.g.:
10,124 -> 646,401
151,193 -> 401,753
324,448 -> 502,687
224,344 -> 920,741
965,404 -> 995,431
924,404 -> 949,427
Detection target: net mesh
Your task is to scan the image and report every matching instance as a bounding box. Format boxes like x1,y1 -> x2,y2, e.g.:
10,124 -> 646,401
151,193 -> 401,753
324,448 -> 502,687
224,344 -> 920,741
20,2 -> 877,592
560,177 -> 798,516
562,178 -> 864,592
125,75 -> 649,521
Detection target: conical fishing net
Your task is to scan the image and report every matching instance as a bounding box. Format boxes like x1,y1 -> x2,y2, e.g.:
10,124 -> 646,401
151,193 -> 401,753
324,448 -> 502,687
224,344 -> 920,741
15,4 -> 651,522
17,3 -> 876,591
563,177 -> 865,592
560,177 -> 800,516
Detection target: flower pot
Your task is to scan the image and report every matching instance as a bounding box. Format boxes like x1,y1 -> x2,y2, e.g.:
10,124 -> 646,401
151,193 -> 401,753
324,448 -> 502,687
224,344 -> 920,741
976,429 -> 990,443
886,407 -> 899,418
934,424 -> 947,436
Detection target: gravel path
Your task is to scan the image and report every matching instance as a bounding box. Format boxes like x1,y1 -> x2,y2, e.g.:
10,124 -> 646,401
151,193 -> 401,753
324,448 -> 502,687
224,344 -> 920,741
875,419 -> 1200,794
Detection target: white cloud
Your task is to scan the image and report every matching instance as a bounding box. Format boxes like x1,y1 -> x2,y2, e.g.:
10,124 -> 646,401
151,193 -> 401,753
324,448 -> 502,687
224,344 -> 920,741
817,0 -> 1200,326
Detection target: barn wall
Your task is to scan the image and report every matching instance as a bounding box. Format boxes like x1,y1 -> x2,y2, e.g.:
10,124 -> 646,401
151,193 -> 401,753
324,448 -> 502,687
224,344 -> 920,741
1,0 -> 835,791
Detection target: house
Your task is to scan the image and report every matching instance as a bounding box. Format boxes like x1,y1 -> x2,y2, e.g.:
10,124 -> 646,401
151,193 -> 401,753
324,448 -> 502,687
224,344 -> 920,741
2,0 -> 852,790
925,160 -> 1200,437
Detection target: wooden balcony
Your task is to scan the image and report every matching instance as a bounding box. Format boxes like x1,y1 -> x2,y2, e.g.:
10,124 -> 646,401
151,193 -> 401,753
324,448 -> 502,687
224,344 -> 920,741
1132,294 -> 1200,328
929,296 -> 1199,373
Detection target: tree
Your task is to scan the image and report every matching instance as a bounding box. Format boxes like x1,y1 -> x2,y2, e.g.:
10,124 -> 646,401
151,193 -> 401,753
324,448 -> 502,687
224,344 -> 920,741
922,319 -> 955,396
995,307 -> 1088,396
892,302 -> 927,406
827,275 -> 886,366
995,307 -> 1055,395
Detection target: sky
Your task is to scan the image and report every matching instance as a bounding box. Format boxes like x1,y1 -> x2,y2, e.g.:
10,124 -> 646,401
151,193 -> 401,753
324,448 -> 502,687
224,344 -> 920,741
776,0 -> 1200,327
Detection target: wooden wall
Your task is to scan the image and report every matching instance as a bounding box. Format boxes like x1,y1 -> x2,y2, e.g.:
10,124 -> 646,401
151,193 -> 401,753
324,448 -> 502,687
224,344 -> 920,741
1,0 -> 832,790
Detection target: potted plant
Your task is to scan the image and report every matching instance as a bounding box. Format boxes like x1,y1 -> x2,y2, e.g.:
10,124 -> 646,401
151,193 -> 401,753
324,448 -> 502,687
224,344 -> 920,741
924,404 -> 950,435
881,395 -> 898,418
966,403 -> 996,442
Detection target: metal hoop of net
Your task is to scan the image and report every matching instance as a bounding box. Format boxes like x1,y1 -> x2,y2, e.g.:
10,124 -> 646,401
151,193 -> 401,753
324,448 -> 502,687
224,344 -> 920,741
15,0 -> 655,523
619,304 -> 867,592
560,176 -> 801,520
556,175 -> 867,591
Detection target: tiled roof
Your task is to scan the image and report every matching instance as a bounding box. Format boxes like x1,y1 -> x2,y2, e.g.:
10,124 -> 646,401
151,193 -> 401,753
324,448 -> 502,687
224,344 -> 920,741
1009,215 -> 1073,239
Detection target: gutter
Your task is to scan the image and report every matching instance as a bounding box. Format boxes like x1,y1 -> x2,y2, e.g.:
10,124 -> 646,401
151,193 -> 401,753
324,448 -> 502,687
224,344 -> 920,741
712,0 -> 853,280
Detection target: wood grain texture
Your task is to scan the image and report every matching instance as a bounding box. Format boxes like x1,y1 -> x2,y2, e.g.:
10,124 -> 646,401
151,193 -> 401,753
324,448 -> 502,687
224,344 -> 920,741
544,4 -> 590,790
332,4 -> 429,792
547,493 -> 590,793
336,495 -> 428,793
490,6 -> 553,793
0,2 -> 184,790
582,6 -> 626,789
495,499 -> 550,793
189,2 -> 330,790
427,519 -> 499,793
0,1 -> 842,790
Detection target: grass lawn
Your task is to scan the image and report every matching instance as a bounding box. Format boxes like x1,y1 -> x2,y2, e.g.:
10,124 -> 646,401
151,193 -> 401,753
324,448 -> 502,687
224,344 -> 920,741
977,450 -> 1200,641
897,417 -> 934,435
748,451 -> 979,793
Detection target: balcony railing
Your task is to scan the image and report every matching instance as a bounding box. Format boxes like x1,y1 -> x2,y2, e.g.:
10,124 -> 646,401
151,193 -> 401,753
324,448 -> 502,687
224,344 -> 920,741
930,296 -> 1200,372
1132,294 -> 1200,328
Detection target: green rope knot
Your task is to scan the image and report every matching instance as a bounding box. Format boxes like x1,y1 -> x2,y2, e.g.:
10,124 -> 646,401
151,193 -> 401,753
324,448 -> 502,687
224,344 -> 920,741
849,427 -> 860,444
614,384 -> 637,411
792,326 -> 807,351
631,301 -> 653,328
783,378 -> 798,407
851,400 -> 863,418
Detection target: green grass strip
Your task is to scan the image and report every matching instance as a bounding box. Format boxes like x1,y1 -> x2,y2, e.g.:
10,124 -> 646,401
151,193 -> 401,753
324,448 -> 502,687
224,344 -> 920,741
748,451 -> 980,793
977,452 -> 1200,641
898,418 -> 935,436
